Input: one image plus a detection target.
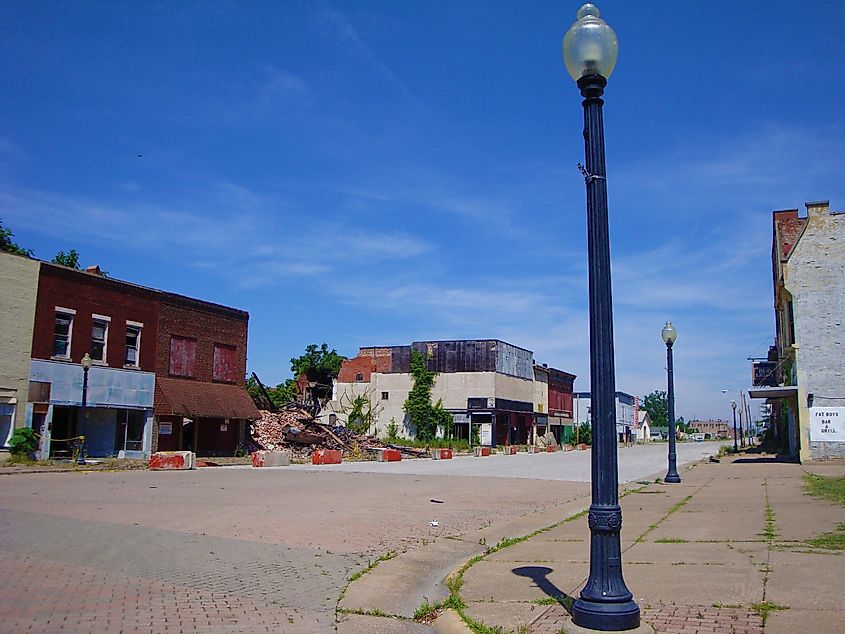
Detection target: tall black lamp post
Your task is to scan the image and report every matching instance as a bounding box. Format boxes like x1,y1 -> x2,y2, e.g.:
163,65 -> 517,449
731,400 -> 738,453
662,321 -> 681,483
78,352 -> 92,465
563,4 -> 639,630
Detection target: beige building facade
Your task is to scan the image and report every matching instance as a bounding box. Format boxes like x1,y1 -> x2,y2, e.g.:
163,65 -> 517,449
0,252 -> 40,445
752,201 -> 845,462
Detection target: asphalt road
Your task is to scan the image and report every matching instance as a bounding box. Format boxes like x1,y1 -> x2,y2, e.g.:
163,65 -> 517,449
0,442 -> 724,633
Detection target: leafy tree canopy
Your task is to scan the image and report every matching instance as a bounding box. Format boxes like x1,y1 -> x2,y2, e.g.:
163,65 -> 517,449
0,219 -> 33,257
642,390 -> 669,429
290,343 -> 345,384
52,249 -> 81,269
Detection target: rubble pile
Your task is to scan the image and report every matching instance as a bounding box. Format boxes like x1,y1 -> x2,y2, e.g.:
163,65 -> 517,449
249,406 -> 389,459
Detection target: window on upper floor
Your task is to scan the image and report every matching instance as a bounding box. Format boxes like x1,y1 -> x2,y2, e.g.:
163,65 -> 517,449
125,323 -> 142,367
91,315 -> 110,362
53,309 -> 74,358
213,344 -> 237,383
169,336 -> 196,377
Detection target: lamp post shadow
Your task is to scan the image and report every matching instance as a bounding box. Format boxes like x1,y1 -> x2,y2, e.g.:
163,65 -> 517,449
512,566 -> 574,613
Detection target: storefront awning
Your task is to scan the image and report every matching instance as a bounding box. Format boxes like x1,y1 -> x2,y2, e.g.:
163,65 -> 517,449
748,386 -> 798,399
155,377 -> 261,420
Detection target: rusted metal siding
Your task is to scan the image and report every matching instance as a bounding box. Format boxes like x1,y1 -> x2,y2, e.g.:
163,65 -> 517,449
350,340 -> 535,379
495,342 -> 533,380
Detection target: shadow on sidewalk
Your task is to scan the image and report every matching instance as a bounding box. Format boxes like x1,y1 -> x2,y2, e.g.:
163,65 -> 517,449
512,566 -> 573,614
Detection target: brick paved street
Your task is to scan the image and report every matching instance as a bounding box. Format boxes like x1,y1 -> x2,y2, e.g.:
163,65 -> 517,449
0,460 -> 593,633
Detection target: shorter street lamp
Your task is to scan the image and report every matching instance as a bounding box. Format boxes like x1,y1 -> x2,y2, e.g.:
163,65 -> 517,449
731,400 -> 738,453
78,353 -> 92,465
661,321 -> 680,483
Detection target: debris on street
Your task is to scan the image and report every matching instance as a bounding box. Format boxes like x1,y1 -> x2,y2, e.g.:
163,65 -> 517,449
249,406 -> 389,460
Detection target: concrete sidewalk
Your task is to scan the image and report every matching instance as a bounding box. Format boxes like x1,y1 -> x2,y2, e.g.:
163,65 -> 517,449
339,453 -> 845,633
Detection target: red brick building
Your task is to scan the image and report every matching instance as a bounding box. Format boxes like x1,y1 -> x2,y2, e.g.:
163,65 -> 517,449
25,262 -> 258,458
153,293 -> 259,456
29,264 -> 159,458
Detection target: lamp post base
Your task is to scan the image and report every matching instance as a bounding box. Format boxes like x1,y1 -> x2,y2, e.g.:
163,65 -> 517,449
664,472 -> 681,484
572,598 -> 642,631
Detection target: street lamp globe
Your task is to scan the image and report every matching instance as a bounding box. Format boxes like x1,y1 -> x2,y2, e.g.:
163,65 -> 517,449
562,3 -> 619,81
81,353 -> 93,371
661,321 -> 677,346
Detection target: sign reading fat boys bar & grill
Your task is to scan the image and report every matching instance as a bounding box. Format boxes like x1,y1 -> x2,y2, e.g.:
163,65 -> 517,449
810,408 -> 845,442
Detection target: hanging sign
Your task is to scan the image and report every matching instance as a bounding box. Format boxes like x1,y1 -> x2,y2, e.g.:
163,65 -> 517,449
810,407 -> 845,442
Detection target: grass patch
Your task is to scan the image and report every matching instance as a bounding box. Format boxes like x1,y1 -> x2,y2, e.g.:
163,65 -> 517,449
751,601 -> 788,625
805,523 -> 845,550
655,537 -> 688,544
803,474 -> 845,506
712,602 -> 743,609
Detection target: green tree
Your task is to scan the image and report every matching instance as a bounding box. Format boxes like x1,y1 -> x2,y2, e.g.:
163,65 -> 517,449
404,349 -> 438,442
52,249 -> 81,269
290,343 -> 346,401
0,219 -> 33,256
576,421 -> 592,446
642,390 -> 668,429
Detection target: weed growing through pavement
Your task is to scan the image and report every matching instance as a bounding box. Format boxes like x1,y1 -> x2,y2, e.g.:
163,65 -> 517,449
751,601 -> 789,625
635,495 -> 693,543
655,537 -> 688,543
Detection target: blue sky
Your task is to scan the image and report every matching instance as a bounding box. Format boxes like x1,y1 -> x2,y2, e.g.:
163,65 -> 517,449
2,1 -> 844,421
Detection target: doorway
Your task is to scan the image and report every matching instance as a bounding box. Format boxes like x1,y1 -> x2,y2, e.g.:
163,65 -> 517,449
50,406 -> 78,458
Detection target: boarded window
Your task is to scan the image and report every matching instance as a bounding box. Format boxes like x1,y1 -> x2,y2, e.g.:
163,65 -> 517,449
169,336 -> 196,377
213,344 -> 237,383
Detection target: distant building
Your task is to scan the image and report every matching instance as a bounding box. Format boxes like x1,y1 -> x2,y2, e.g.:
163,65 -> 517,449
328,340 -> 575,446
636,410 -> 651,443
689,419 -> 729,439
750,201 -> 845,462
573,391 -> 637,443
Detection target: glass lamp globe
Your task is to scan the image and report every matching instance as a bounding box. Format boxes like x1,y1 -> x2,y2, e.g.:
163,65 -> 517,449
562,3 -> 619,81
81,352 -> 93,370
661,321 -> 677,345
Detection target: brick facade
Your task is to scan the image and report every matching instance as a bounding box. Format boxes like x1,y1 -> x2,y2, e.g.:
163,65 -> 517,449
156,297 -> 248,384
32,264 -> 159,370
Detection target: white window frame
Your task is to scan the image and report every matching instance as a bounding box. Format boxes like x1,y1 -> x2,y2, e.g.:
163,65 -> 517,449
91,314 -> 111,364
52,306 -> 76,360
125,320 -> 143,368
